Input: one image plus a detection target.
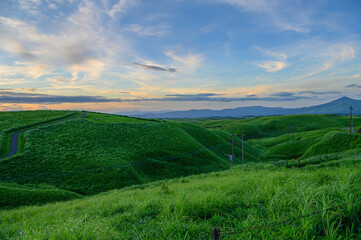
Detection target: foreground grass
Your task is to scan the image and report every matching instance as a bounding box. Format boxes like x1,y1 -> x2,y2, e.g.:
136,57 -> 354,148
1,166 -> 361,239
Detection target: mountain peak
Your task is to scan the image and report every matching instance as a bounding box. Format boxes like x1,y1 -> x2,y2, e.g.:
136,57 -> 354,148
335,96 -> 353,102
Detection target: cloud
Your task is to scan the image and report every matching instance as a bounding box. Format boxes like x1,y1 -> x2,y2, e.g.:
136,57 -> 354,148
0,0 -> 125,82
100,90 -> 129,94
46,77 -> 69,83
346,84 -> 361,88
165,51 -> 203,73
131,63 -> 176,73
0,90 -> 308,104
108,0 -> 139,18
298,91 -> 342,95
256,61 -> 288,73
0,90 -> 121,103
271,92 -> 294,97
123,23 -> 170,36
165,93 -> 222,97
301,45 -> 356,78
254,47 -> 287,60
48,3 -> 57,9
8,88 -> 37,92
132,95 -> 308,102
18,0 -> 42,15
216,0 -> 311,33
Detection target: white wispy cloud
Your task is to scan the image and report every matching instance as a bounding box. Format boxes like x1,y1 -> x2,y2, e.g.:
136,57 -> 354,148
164,51 -> 204,74
301,45 -> 356,78
18,0 -> 42,15
108,0 -> 139,18
256,61 -> 288,73
216,0 -> 311,33
123,23 -> 170,36
254,46 -> 287,60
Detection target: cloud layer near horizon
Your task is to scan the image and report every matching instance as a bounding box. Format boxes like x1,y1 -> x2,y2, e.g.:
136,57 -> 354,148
0,90 -> 310,103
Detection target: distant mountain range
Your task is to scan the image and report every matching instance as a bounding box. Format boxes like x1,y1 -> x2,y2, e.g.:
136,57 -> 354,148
118,97 -> 361,119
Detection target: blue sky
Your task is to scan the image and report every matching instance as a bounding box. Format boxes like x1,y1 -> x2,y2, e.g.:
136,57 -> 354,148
0,0 -> 360,112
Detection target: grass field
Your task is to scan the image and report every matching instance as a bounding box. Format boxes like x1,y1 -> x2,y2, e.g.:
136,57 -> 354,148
1,164 -> 361,239
1,111 -> 361,239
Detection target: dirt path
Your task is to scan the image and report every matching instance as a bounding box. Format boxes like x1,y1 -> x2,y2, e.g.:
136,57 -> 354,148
0,112 -> 87,160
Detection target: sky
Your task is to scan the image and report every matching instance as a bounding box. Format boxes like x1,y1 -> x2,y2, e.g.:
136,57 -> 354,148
0,0 -> 361,113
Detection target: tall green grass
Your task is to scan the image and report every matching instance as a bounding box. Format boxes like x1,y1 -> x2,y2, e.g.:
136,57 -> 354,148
1,166 -> 360,239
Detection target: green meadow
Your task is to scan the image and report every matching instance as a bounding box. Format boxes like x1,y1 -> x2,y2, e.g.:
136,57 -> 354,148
0,111 -> 361,239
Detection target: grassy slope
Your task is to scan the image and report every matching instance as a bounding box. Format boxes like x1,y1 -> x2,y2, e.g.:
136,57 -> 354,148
192,114 -> 361,138
190,115 -> 361,161
0,112 -> 261,203
0,110 -> 78,156
1,165 -> 361,239
83,112 -> 153,123
0,182 -> 83,209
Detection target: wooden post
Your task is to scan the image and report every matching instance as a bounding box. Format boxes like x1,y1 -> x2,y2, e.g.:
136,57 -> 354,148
212,227 -> 221,240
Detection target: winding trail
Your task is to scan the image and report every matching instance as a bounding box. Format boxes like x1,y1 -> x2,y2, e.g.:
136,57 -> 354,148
0,112 -> 87,160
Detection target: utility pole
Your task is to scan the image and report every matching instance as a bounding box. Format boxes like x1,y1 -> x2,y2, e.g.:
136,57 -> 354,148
241,131 -> 245,165
231,135 -> 235,166
230,133 -> 246,165
349,106 -> 354,134
287,124 -> 289,144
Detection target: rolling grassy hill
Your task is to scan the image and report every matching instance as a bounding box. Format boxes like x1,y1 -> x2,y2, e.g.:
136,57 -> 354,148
0,111 -> 261,208
188,114 -> 361,161
192,114 -> 361,139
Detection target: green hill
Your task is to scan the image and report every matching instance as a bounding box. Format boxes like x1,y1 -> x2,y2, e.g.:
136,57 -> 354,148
188,115 -> 361,161
0,111 -> 261,207
0,182 -> 83,209
192,114 -> 361,139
